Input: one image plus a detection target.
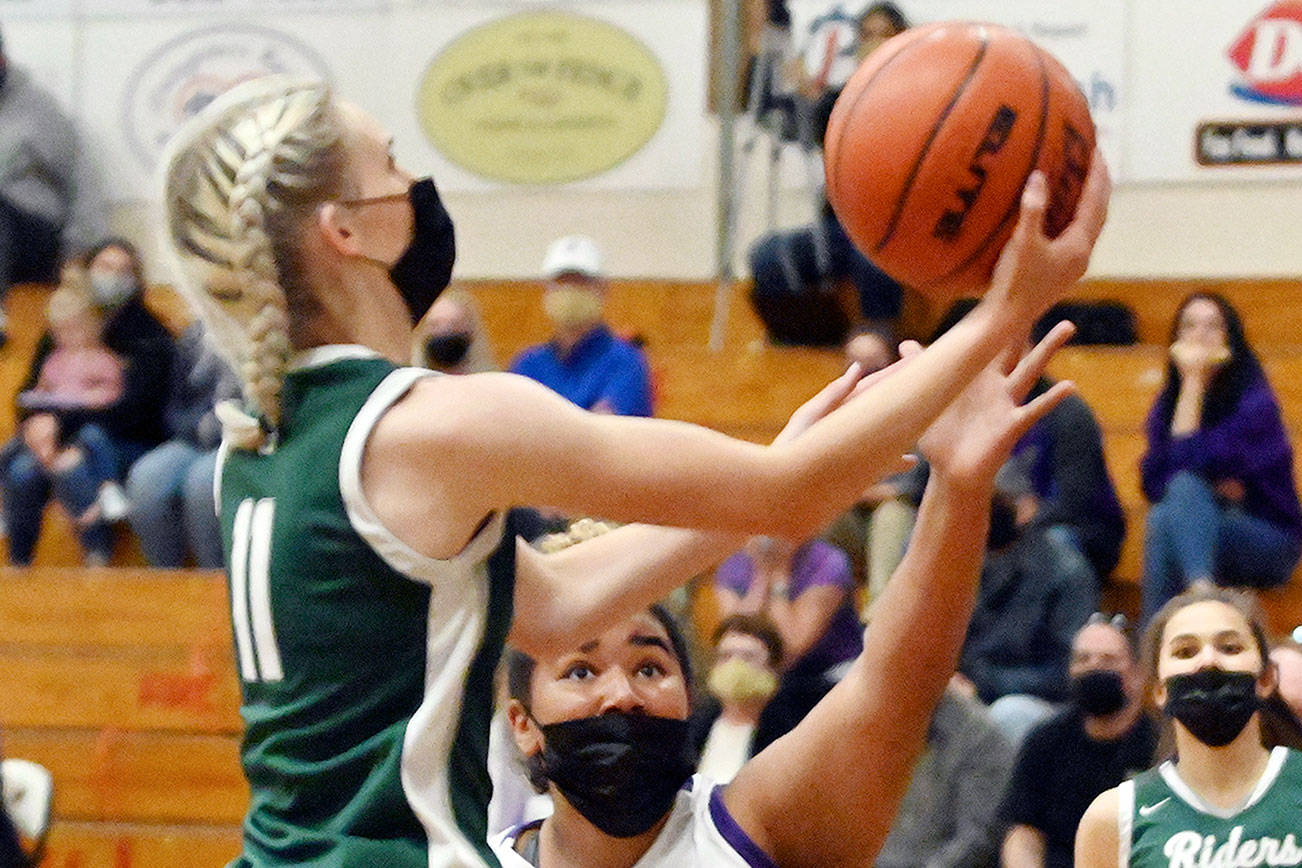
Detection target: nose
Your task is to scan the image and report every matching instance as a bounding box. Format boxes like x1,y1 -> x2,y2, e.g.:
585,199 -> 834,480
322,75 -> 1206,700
1193,644 -> 1222,670
598,670 -> 644,714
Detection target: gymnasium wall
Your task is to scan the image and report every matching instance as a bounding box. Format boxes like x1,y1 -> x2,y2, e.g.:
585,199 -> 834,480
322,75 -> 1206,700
3,0 -> 1301,281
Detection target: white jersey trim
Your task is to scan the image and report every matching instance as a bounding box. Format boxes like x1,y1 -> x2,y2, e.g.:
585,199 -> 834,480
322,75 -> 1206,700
1117,778 -> 1134,868
1157,745 -> 1289,819
339,366 -> 505,586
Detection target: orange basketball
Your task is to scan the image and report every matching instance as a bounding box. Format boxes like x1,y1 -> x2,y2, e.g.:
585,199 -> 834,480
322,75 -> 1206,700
824,21 -> 1096,299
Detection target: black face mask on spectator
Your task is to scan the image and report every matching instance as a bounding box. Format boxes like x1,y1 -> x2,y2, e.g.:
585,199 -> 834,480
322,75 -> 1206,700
986,494 -> 1019,551
1071,669 -> 1128,717
425,332 -> 472,368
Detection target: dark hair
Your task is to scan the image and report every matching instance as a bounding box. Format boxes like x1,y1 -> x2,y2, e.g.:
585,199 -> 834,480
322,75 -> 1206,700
81,236 -> 147,292
1141,583 -> 1271,686
506,603 -> 693,712
859,2 -> 909,34
1154,293 -> 1265,431
712,613 -> 784,669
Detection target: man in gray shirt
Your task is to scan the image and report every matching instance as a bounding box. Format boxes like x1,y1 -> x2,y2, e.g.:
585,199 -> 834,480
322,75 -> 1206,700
0,24 -> 101,342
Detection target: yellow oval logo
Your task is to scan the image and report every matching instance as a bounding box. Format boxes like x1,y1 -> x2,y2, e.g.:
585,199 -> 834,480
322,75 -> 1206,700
417,11 -> 669,185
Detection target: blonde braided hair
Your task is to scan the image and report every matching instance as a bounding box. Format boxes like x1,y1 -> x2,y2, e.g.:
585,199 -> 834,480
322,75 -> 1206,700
161,76 -> 346,451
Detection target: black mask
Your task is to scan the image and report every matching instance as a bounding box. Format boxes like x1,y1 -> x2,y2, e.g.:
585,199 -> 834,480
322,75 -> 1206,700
537,712 -> 697,838
389,177 -> 456,324
987,495 -> 1020,551
1164,669 -> 1260,747
425,332 -> 472,368
1071,670 -> 1128,717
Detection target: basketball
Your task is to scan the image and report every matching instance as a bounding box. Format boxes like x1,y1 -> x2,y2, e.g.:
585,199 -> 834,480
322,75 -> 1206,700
824,21 -> 1096,299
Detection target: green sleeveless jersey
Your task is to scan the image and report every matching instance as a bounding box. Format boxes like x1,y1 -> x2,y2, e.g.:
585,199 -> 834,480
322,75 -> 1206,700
218,347 -> 514,868
1121,746 -> 1302,868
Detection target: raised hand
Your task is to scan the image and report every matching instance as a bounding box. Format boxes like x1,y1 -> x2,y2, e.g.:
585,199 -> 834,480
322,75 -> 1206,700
918,321 -> 1077,487
986,150 -> 1112,324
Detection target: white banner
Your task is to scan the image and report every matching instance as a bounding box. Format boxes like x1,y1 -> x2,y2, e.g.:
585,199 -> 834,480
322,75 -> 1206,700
0,0 -> 74,19
1130,0 -> 1302,181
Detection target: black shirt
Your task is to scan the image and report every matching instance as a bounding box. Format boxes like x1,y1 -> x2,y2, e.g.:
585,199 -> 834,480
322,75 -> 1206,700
999,707 -> 1156,868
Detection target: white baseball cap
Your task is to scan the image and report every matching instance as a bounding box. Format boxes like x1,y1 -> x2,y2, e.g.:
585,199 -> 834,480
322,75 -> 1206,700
541,235 -> 605,279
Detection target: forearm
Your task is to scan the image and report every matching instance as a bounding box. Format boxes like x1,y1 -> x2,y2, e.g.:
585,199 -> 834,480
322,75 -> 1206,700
1170,378 -> 1205,436
509,523 -> 743,657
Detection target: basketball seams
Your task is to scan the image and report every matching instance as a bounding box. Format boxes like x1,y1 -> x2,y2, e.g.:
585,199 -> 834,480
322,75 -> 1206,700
874,35 -> 990,253
825,25 -> 945,219
919,42 -> 1051,292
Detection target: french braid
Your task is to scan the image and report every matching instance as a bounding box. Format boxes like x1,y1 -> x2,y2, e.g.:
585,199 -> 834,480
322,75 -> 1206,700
161,77 -> 345,450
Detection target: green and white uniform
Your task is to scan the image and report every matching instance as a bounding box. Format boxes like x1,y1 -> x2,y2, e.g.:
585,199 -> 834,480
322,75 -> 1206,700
1119,746 -> 1302,867
218,346 -> 513,868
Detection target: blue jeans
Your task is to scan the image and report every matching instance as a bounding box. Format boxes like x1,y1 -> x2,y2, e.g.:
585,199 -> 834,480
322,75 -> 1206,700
1142,471 -> 1302,623
126,442 -> 222,568
0,424 -> 117,565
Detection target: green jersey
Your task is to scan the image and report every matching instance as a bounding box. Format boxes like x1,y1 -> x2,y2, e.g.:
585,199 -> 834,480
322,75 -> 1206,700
218,347 -> 514,868
1121,746 -> 1302,868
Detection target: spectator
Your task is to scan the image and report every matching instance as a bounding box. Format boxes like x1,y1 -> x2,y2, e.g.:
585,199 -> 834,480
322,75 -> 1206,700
509,235 -> 653,416
1,278 -> 123,565
0,24 -> 104,342
1139,293 -> 1302,623
714,534 -> 862,751
2,238 -> 175,562
999,615 -> 1156,868
876,685 -> 1015,868
746,3 -> 907,347
690,613 -> 785,784
411,286 -> 497,374
953,471 -> 1098,746
1273,640 -> 1302,723
125,322 -> 239,568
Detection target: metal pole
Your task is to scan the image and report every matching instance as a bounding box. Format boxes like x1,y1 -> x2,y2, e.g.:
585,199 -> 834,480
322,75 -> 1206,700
709,0 -> 742,352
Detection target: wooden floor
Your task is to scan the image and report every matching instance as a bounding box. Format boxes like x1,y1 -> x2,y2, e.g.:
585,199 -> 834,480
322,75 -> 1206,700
4,276 -> 1302,866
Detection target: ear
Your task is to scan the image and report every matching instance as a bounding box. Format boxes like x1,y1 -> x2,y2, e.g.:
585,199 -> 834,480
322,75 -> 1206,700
506,698 -> 544,758
1258,660 -> 1279,700
1151,679 -> 1167,711
315,202 -> 363,257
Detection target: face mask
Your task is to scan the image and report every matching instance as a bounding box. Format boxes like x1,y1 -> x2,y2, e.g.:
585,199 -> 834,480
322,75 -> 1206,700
89,272 -> 137,309
424,332 -> 471,368
537,712 -> 696,838
543,286 -> 604,331
388,177 -> 456,325
708,657 -> 778,705
1164,669 -> 1260,747
987,495 -> 1020,551
1071,670 -> 1128,717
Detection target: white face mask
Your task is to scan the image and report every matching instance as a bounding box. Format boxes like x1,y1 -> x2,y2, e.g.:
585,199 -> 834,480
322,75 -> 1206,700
89,272 -> 137,309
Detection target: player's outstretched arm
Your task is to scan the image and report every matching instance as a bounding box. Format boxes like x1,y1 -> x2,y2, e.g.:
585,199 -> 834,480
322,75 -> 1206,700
719,324 -> 1077,868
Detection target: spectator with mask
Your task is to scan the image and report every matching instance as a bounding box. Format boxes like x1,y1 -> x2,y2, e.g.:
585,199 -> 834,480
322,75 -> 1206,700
714,533 -> 863,750
412,287 -> 497,375
509,235 -> 653,416
952,466 -> 1098,746
1000,614 -> 1156,868
0,24 -> 104,343
690,613 -> 785,784
125,322 -> 240,568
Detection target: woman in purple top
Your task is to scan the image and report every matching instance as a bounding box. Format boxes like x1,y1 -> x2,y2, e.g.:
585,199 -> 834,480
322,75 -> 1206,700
714,535 -> 863,750
1139,292 -> 1302,624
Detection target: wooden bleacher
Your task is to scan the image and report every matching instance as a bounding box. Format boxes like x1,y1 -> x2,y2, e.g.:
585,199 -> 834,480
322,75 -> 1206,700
3,276 -> 1302,867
